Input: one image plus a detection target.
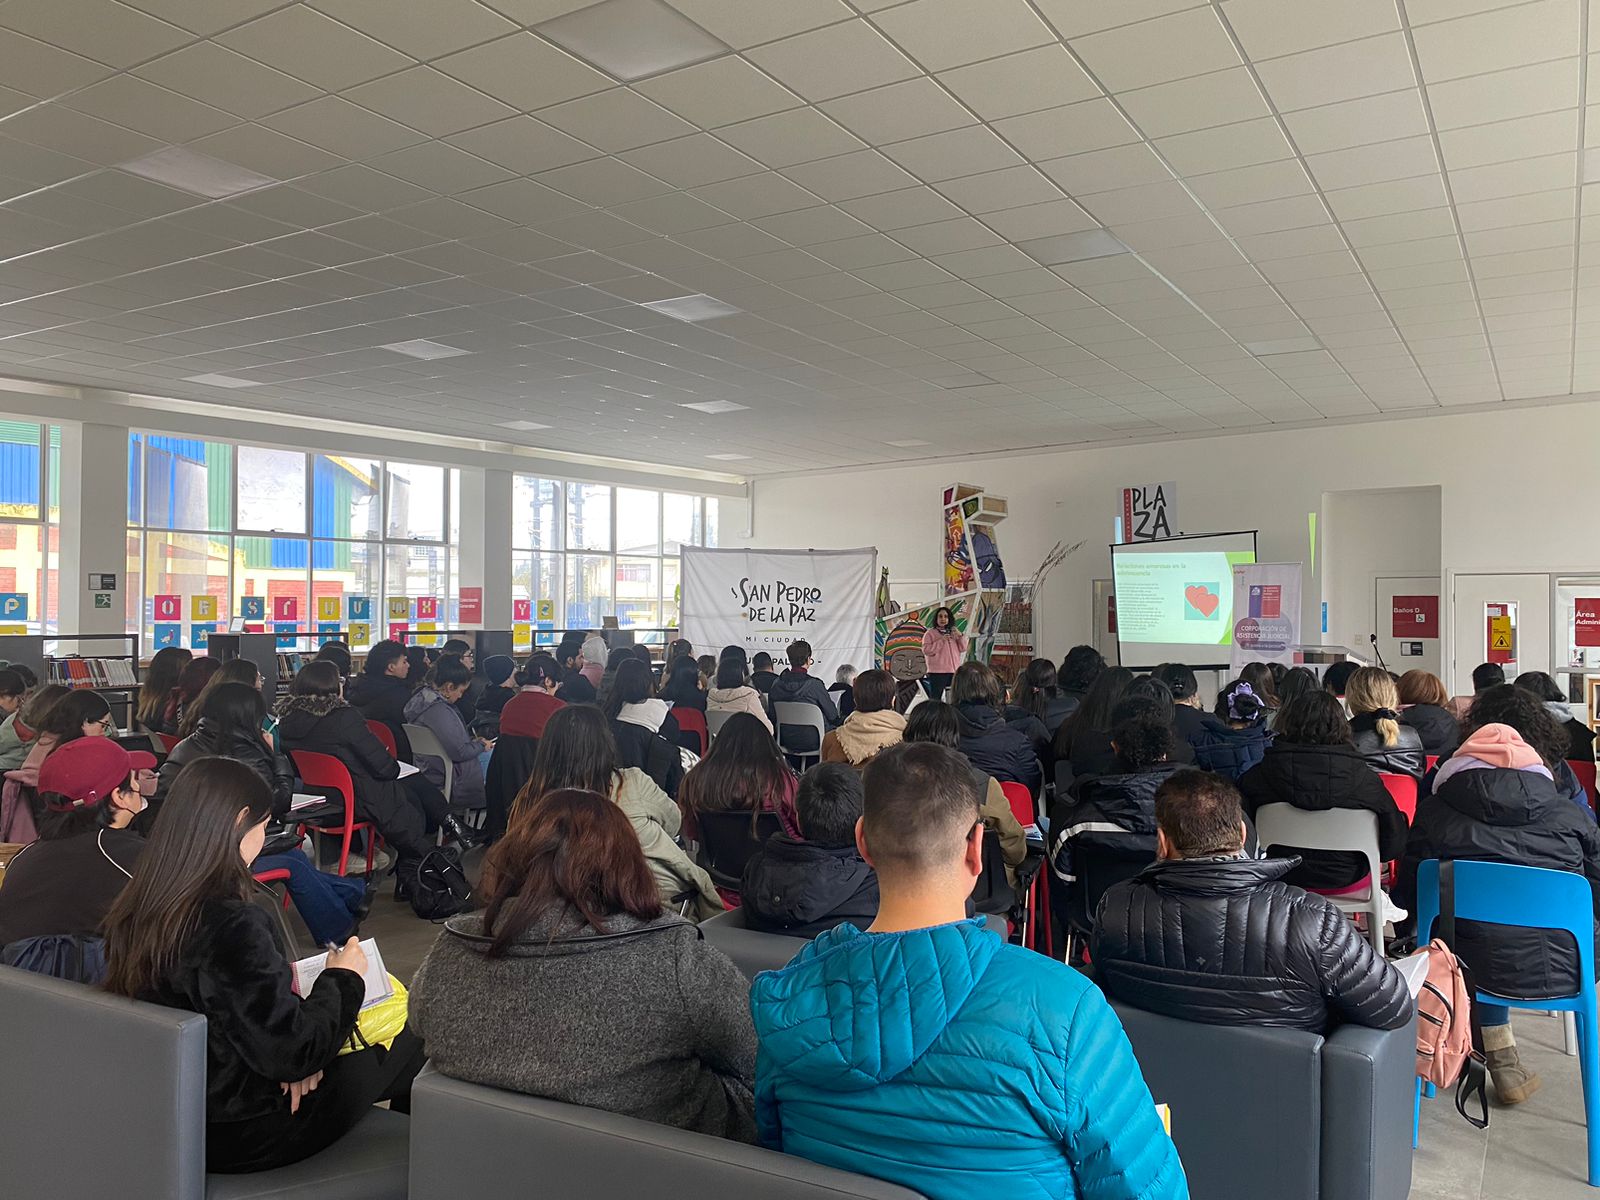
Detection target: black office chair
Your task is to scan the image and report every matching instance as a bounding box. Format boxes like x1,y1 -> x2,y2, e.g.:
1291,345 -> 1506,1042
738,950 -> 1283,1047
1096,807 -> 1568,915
696,809 -> 782,890
1058,840 -> 1153,962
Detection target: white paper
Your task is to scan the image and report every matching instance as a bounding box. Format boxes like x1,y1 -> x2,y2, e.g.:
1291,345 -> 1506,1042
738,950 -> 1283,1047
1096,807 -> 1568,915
396,761 -> 420,779
1396,949 -> 1432,999
291,938 -> 392,1011
289,792 -> 327,811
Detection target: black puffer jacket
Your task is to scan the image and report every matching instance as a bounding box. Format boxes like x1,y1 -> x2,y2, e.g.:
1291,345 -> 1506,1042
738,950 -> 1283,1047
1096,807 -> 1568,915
1349,711 -> 1426,777
345,672 -> 414,760
1187,716 -> 1272,781
1049,761 -> 1183,884
740,836 -> 878,937
1395,766 -> 1600,1000
1238,741 -> 1409,890
1400,704 -> 1459,758
1092,856 -> 1414,1032
956,702 -> 1041,794
152,718 -> 296,823
611,719 -> 684,799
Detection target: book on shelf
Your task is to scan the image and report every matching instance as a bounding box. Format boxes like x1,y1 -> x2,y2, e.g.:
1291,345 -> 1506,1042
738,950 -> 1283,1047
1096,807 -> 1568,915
47,657 -> 138,689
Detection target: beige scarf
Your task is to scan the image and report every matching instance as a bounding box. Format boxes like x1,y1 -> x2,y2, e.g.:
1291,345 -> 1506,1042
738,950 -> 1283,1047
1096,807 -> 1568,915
834,708 -> 907,765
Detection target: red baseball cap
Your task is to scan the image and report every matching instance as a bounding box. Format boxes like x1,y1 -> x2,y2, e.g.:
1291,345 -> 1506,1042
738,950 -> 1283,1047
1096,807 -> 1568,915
38,737 -> 156,811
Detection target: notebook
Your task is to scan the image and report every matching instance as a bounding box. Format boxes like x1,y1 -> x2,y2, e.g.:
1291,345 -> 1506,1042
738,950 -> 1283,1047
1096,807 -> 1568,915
291,938 -> 393,1011
289,792 -> 328,812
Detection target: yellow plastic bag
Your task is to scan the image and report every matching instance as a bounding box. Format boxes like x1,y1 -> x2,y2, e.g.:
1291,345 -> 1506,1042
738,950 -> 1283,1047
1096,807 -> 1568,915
340,974 -> 408,1055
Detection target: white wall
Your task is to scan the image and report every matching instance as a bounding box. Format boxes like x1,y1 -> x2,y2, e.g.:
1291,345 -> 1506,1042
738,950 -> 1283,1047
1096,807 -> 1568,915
1321,486 -> 1441,659
733,398 -> 1600,670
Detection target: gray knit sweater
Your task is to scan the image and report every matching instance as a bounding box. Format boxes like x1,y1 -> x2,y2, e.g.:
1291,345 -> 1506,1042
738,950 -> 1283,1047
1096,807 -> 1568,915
409,906 -> 758,1142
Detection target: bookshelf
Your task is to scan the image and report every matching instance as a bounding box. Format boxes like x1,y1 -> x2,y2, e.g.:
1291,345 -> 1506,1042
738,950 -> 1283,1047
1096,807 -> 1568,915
0,632 -> 142,729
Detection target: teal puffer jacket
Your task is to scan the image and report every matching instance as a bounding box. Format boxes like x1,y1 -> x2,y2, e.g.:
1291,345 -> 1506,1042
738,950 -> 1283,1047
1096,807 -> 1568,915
750,917 -> 1187,1200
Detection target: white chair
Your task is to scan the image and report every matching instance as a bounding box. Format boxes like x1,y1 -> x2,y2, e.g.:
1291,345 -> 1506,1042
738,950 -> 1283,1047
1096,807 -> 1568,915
403,721 -> 453,804
705,707 -> 737,742
772,702 -> 827,771
1254,803 -> 1386,954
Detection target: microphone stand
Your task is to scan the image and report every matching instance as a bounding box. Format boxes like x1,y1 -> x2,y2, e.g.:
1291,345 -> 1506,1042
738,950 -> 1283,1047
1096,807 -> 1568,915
1369,633 -> 1388,672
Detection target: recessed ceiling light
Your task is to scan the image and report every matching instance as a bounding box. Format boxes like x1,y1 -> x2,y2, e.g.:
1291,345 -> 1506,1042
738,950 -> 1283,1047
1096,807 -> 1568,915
497,419 -> 551,431
380,339 -> 472,360
1016,229 -> 1130,266
183,372 -> 263,388
680,400 -> 748,414
120,146 -> 277,199
885,438 -> 931,447
641,294 -> 742,322
535,0 -> 729,82
705,452 -> 750,460
1242,337 -> 1323,356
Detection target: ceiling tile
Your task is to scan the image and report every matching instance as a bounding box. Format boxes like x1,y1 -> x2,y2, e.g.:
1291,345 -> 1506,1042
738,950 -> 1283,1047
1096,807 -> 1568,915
1412,0 -> 1579,84
0,0 -> 190,69
691,171 -> 823,218
881,125 -> 1023,182
1448,151 -> 1578,204
994,98 -> 1141,160
782,149 -> 919,202
1439,109 -> 1579,170
1038,142 -> 1171,196
635,56 -> 803,127
1187,159 -> 1315,208
305,0 -> 519,59
1254,33 -> 1417,112
368,140 -> 516,193
220,7 -> 415,91
1071,7 -> 1240,92
1220,0 -> 1399,60
1157,116 -> 1295,174
745,20 -> 922,102
1305,135 -> 1441,190
136,43 -> 325,122
1281,90 -> 1431,155
717,109 -> 866,168
188,124 -> 346,180
1117,67 -> 1272,138
934,164 -> 1064,212
537,89 -> 697,153
64,76 -> 239,144
871,0 -> 1055,72
536,157 -> 675,205
936,44 -> 1100,121
820,77 -> 977,144
0,31 -> 115,99
981,198 -> 1099,241
345,67 -> 521,138
752,205 -> 875,245
0,104 -> 164,167
662,0 -> 856,51
1427,59 -> 1581,131
1034,0 -> 1202,40
457,177 -> 590,224
839,186 -> 966,229
261,96 -> 428,161
432,33 -> 614,112
621,133 -> 765,187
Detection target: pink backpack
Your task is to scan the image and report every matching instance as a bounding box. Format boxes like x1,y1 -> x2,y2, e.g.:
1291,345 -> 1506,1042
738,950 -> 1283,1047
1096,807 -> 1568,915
1415,937 -> 1488,1127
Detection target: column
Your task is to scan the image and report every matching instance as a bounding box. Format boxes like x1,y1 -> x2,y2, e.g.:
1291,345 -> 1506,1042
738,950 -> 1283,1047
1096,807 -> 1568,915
456,467 -> 512,628
58,421 -> 130,638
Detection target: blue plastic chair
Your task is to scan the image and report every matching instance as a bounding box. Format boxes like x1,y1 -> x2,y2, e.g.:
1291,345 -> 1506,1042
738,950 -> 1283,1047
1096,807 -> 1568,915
1413,858 -> 1600,1185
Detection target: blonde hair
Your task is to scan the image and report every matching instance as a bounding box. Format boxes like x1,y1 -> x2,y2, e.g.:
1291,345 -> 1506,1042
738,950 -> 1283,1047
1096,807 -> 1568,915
1346,666 -> 1401,747
1397,669 -> 1449,709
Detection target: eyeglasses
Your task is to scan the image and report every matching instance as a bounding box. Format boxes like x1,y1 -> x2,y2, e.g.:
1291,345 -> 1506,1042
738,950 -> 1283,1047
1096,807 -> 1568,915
89,717 -> 114,733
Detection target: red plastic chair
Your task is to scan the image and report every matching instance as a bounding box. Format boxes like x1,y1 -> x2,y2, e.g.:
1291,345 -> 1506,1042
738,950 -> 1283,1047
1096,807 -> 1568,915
251,866 -> 293,911
289,749 -> 381,877
672,706 -> 708,756
999,780 -> 1036,826
1424,755 -> 1439,773
154,733 -> 181,755
365,720 -> 398,758
1570,759 -> 1598,810
1378,773 -> 1418,825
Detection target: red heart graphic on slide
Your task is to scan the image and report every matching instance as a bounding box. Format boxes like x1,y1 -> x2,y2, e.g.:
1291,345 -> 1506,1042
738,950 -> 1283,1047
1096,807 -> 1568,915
1185,585 -> 1220,618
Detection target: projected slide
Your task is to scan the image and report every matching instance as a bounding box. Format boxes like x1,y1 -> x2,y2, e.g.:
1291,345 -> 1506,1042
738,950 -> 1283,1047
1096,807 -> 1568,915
1111,532 -> 1257,664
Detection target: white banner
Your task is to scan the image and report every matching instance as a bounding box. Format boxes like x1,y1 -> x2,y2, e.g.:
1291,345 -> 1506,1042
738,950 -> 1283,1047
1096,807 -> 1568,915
1229,562 -> 1303,672
681,547 -> 877,675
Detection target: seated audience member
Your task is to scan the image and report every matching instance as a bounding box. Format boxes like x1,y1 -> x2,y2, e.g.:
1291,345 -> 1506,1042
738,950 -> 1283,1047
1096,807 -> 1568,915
1237,662 -> 1280,728
1396,715 -> 1600,1105
1092,770 -> 1412,1033
404,646 -> 435,691
485,654 -> 564,843
678,712 -> 799,842
404,653 -> 489,814
666,637 -> 694,663
440,638 -> 482,727
1398,669 -> 1461,758
0,667 -> 24,720
820,668 -> 904,769
579,635 -> 607,689
499,654 -> 565,740
135,645 -> 192,736
742,765 -> 877,936
516,705 -> 721,919
596,646 -> 634,710
314,639 -> 353,678
1322,660 -> 1359,706
1187,679 -> 1272,780
176,657 -> 270,741
1515,670 -> 1596,762
826,664 -> 857,719
1053,666 -> 1135,783
2,689 -> 117,844
903,702 -> 1025,884
708,657 -> 773,733
555,637 -> 597,705
276,661 -> 470,917
658,654 -> 707,711
164,657 -> 220,735
102,759 -> 424,1173
750,742 -> 1185,1200
602,658 -> 685,797
1237,691 -> 1408,893
346,639 -> 415,758
0,737 -> 153,948
1057,644 -> 1106,706
951,661 -> 1040,795
411,787 -> 756,1140
1346,666 -> 1426,777
1152,662 -> 1206,740
1007,657 -> 1079,737
1068,675 -> 1197,781
1274,666 -> 1320,714
697,654 -> 718,688
1050,700 -> 1183,903
750,652 -> 778,696
1454,683 -> 1591,811
766,640 -> 841,754
919,606 -> 967,700
471,655 -> 518,739
1451,661 -> 1507,720
155,682 -> 368,944
0,682 -> 66,773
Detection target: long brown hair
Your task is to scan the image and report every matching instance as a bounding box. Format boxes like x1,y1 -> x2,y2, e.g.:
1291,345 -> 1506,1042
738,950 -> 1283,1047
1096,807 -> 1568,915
102,757 -> 273,998
480,788 -> 662,956
512,705 -> 621,821
136,646 -> 191,726
178,657 -> 262,737
676,711 -> 792,828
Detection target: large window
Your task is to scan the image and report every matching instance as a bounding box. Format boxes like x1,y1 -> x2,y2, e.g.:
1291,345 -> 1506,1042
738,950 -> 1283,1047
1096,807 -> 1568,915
128,435 -> 456,652
0,421 -> 59,634
513,477 -> 720,638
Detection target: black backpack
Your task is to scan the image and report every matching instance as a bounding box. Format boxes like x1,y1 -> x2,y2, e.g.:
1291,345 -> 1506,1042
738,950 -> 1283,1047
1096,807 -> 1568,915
408,846 -> 473,920
1,933 -> 107,984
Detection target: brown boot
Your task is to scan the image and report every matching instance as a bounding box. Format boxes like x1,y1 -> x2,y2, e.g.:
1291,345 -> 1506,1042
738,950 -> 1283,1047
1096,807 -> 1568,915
1483,1023 -> 1542,1105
